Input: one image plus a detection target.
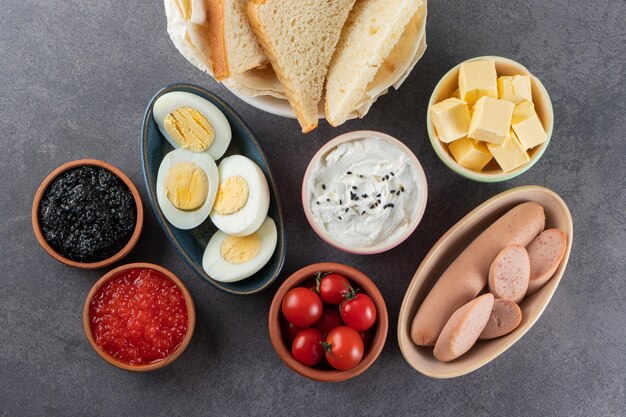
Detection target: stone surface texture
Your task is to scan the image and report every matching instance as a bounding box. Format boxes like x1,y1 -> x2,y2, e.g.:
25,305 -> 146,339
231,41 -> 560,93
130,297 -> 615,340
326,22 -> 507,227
1,0 -> 625,416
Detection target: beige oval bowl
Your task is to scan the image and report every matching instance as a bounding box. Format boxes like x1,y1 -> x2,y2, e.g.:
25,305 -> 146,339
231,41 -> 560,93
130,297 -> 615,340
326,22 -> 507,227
427,56 -> 554,182
397,185 -> 573,378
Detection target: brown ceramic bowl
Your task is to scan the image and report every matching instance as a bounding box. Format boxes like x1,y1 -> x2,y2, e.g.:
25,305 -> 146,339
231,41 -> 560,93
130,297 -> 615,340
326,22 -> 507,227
82,262 -> 196,372
268,262 -> 388,382
32,159 -> 144,269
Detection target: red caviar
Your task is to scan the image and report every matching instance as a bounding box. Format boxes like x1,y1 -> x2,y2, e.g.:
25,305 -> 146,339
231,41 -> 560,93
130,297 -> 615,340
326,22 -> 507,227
90,268 -> 188,365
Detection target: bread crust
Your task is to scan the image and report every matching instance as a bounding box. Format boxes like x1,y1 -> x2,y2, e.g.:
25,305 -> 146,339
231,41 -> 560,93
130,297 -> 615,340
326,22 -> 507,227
205,0 -> 229,80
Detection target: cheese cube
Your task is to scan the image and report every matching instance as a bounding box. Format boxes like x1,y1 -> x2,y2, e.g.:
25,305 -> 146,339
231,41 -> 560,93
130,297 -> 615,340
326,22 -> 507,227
511,101 -> 547,149
468,97 -> 515,144
497,75 -> 532,104
513,116 -> 547,150
511,100 -> 536,124
448,138 -> 493,171
459,60 -> 498,105
487,130 -> 530,172
430,98 -> 470,143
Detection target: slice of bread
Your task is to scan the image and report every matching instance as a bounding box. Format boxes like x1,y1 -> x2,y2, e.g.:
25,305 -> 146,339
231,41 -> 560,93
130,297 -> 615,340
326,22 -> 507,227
205,0 -> 267,80
352,6 -> 427,119
247,0 -> 356,133
353,30 -> 426,119
326,0 -> 425,126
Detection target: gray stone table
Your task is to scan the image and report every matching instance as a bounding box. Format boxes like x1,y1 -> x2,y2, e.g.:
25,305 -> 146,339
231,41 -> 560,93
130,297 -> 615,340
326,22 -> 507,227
1,0 -> 624,416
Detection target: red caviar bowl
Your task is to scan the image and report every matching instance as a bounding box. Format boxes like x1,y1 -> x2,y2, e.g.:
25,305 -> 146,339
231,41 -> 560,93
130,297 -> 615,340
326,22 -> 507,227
268,262 -> 388,382
82,262 -> 196,372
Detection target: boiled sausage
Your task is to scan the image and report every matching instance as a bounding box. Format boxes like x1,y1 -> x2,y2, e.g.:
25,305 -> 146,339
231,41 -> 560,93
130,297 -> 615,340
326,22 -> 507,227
411,202 -> 545,346
434,294 -> 494,362
479,299 -> 522,340
488,245 -> 530,303
526,229 -> 567,295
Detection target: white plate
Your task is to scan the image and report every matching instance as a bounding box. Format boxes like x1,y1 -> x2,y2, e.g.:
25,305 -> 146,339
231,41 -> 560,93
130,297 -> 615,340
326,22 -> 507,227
224,84 -> 329,120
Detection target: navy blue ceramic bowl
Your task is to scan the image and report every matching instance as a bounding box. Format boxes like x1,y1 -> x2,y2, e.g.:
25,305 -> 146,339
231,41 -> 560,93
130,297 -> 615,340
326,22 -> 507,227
141,83 -> 286,295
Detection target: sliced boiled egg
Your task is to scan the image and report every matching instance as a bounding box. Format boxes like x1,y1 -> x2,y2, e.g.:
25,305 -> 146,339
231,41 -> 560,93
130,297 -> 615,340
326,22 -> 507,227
210,155 -> 270,236
156,148 -> 218,229
202,216 -> 277,283
153,91 -> 232,160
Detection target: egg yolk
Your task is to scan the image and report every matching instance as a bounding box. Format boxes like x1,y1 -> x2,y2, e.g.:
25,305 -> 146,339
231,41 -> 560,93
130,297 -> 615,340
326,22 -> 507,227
220,233 -> 261,264
165,162 -> 209,210
212,176 -> 249,215
164,107 -> 214,152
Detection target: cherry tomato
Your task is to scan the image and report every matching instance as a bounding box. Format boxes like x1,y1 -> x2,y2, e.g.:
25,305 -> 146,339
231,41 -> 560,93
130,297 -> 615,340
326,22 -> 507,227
323,326 -> 364,371
282,287 -> 323,327
340,292 -> 377,332
314,307 -> 342,334
318,273 -> 352,304
281,319 -> 305,344
291,328 -> 324,366
360,330 -> 374,351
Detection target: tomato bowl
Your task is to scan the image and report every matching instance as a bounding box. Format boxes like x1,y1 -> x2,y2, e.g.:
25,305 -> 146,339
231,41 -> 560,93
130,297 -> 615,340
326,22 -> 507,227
83,262 -> 196,371
268,262 -> 388,382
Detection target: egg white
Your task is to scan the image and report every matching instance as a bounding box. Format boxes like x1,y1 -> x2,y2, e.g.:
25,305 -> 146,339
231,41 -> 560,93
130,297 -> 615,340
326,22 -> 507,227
156,148 -> 219,229
153,91 -> 232,160
210,155 -> 270,236
202,217 -> 277,283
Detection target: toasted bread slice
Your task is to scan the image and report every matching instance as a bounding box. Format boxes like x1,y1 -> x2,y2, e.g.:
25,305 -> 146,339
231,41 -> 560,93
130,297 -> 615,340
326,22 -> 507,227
205,0 -> 267,80
165,0 -> 267,80
353,28 -> 426,119
326,0 -> 426,126
247,0 -> 356,132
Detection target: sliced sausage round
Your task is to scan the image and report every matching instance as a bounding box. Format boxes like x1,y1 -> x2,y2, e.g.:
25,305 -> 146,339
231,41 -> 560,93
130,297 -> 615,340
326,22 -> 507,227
526,229 -> 567,295
488,245 -> 530,303
433,293 -> 494,362
479,299 -> 522,340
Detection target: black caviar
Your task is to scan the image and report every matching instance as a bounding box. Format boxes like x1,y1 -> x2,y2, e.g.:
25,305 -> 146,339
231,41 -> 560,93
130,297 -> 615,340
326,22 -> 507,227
38,166 -> 136,262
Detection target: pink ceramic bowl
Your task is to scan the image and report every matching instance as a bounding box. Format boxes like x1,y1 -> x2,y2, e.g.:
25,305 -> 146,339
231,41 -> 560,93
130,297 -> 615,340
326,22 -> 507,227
302,131 -> 428,255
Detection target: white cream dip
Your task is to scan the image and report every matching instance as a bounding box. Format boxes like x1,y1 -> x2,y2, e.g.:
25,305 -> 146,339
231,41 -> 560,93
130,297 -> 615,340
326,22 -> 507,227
307,137 -> 423,249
